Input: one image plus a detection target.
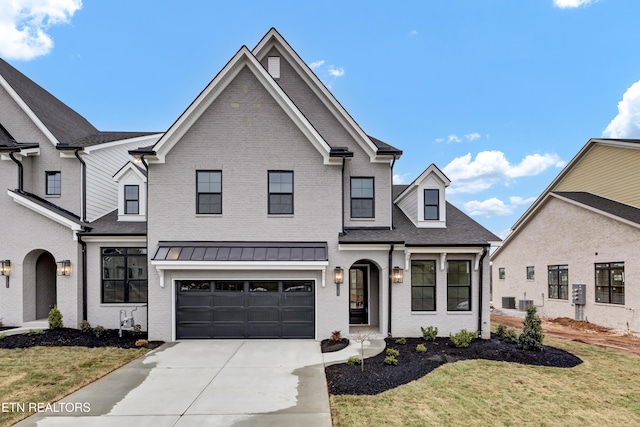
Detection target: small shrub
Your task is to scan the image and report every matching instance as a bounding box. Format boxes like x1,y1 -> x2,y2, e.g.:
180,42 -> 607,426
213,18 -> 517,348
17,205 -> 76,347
0,333 -> 6,340
449,329 -> 478,348
519,305 -> 544,351
346,356 -> 362,366
496,323 -> 508,337
386,348 -> 400,357
48,306 -> 63,330
132,324 -> 143,337
384,355 -> 398,365
416,343 -> 427,353
421,326 -> 438,342
27,329 -> 45,336
503,328 -> 519,344
79,320 -> 92,333
93,325 -> 106,338
330,330 -> 342,341
135,339 -> 149,347
395,337 -> 407,345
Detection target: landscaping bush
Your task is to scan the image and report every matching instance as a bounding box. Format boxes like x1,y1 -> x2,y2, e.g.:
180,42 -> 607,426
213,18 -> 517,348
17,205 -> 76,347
421,326 -> 438,342
93,325 -> 106,338
0,333 -> 6,340
135,339 -> 149,347
416,343 -> 427,353
330,330 -> 343,341
48,306 -> 63,330
346,356 -> 362,366
27,329 -> 45,336
450,329 -> 478,348
386,348 -> 400,357
384,355 -> 398,365
79,320 -> 92,333
519,305 -> 545,351
496,323 -> 508,337
496,323 -> 519,344
395,337 -> 407,345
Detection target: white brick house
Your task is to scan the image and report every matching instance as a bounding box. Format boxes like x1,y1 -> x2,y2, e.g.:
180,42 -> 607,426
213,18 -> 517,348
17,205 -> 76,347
0,29 -> 498,341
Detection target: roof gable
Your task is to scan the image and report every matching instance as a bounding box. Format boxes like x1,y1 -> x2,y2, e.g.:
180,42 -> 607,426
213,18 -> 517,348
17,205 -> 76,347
394,164 -> 450,204
149,45 -> 334,164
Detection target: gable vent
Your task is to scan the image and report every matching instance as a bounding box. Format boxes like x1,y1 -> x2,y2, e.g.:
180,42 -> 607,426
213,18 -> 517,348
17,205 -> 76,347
268,56 -> 280,78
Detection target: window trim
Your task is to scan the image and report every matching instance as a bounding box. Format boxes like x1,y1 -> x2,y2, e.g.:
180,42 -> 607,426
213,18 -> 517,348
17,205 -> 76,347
268,170 -> 294,215
45,171 -> 61,196
526,266 -> 535,281
411,260 -> 436,312
101,247 -> 148,304
196,170 -> 222,215
498,268 -> 505,280
447,260 -> 472,311
124,185 -> 140,215
424,188 -> 440,220
548,264 -> 569,300
350,177 -> 375,219
595,262 -> 625,305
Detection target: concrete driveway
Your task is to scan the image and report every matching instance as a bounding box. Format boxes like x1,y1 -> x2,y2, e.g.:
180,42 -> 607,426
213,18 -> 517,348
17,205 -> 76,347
16,340 -> 332,426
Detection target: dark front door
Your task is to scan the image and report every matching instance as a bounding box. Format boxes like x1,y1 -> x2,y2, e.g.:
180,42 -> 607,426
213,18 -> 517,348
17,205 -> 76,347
349,266 -> 368,324
36,252 -> 57,319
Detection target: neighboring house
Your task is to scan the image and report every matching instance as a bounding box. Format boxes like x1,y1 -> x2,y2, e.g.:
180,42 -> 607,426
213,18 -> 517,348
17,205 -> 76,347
491,138 -> 640,333
0,28 -> 499,342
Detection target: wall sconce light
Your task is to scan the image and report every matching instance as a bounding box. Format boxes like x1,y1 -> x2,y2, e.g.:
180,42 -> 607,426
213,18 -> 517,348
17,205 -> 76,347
1,260 -> 10,288
334,266 -> 344,296
57,260 -> 71,276
392,266 -> 404,283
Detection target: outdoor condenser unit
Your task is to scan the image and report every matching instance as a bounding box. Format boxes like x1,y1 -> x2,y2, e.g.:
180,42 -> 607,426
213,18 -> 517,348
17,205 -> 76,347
518,300 -> 533,311
502,297 -> 516,309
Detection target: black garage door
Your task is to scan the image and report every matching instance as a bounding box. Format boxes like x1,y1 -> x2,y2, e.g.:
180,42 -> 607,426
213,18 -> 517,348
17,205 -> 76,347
176,279 -> 315,339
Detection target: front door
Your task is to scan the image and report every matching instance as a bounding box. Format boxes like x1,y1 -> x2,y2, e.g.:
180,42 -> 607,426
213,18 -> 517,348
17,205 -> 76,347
349,266 -> 368,324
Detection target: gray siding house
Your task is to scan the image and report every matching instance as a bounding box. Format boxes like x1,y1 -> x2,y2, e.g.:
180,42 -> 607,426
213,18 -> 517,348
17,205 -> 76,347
0,29 -> 498,342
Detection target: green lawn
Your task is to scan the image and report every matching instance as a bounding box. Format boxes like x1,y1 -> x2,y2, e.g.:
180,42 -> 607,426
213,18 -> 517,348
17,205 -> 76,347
0,346 -> 147,427
330,335 -> 640,426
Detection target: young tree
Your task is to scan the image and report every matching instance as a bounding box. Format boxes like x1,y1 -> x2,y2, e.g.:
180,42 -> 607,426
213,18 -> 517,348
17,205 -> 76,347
519,305 -> 544,351
349,331 -> 373,372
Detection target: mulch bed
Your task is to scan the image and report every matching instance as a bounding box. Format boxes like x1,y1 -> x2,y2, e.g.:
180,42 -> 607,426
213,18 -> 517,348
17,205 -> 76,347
325,335 -> 583,395
0,327 -> 163,350
321,338 -> 350,353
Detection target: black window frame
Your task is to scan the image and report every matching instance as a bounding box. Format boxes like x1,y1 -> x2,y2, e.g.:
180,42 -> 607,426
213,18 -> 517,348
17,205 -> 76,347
595,262 -> 625,305
498,268 -> 505,279
268,170 -> 294,215
196,170 -> 222,215
350,177 -> 375,218
526,266 -> 535,280
45,171 -> 61,195
447,260 -> 471,311
411,260 -> 436,311
424,188 -> 440,220
548,265 -> 569,300
124,185 -> 140,214
101,247 -> 148,303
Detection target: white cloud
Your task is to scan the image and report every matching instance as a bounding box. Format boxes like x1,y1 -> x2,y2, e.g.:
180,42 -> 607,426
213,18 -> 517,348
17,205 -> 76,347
465,132 -> 481,141
393,173 -> 410,184
307,60 -> 345,88
443,150 -> 565,194
434,132 -> 482,143
602,80 -> 640,138
328,65 -> 344,77
0,0 -> 82,60
464,195 -> 536,218
309,60 -> 325,70
447,134 -> 462,143
410,30 -> 418,36
553,0 -> 597,8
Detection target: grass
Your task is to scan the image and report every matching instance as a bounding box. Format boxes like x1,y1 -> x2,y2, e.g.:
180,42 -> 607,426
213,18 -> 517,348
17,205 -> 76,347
330,327 -> 640,427
0,346 -> 148,427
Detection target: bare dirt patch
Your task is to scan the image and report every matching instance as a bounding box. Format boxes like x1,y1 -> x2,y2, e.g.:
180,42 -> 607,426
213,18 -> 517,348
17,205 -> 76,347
492,314 -> 640,357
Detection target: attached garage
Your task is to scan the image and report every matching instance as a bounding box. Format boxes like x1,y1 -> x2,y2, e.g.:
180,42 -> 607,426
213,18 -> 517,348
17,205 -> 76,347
176,279 -> 315,338
151,241 -> 328,340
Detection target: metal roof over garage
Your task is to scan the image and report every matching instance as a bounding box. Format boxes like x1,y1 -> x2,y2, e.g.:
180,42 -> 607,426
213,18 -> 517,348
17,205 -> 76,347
152,241 -> 328,262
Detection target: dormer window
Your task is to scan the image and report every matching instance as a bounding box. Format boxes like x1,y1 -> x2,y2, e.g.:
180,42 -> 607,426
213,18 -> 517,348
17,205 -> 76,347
124,185 -> 140,214
424,189 -> 439,220
113,162 -> 146,222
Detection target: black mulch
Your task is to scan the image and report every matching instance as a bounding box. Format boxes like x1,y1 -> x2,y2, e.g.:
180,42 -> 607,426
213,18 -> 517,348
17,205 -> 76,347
0,328 -> 163,350
321,338 -> 350,353
325,335 -> 583,395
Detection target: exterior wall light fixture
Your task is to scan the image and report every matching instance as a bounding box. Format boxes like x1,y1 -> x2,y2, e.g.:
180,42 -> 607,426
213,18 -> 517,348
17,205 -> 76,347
1,260 -> 10,288
334,266 -> 344,296
57,260 -> 71,276
392,266 -> 404,283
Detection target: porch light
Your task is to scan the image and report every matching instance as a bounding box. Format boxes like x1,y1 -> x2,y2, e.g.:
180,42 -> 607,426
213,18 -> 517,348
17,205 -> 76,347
334,266 -> 344,284
392,266 -> 404,283
1,260 -> 10,288
57,260 -> 71,276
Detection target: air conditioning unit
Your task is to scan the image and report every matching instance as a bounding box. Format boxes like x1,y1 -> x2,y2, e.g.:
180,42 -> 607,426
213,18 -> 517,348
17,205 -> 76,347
519,300 -> 533,311
502,297 -> 516,309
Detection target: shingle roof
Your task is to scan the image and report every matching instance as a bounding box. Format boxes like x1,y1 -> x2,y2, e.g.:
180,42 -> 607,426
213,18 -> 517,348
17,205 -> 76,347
368,135 -> 402,155
339,185 -> 500,246
554,191 -> 640,225
64,131 -> 161,148
79,210 -> 146,235
9,190 -> 91,228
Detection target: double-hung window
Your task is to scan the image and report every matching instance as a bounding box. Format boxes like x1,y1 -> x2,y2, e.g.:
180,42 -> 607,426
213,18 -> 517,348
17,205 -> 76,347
124,185 -> 139,214
351,177 -> 374,218
196,171 -> 222,214
268,171 -> 293,214
548,265 -> 568,300
527,266 -> 535,280
447,260 -> 471,311
424,189 -> 439,220
411,260 -> 436,311
101,248 -> 148,303
46,171 -> 61,195
595,262 -> 624,305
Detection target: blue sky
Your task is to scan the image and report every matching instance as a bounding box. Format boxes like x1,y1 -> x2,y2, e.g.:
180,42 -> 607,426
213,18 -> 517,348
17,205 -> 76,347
2,0 -> 640,238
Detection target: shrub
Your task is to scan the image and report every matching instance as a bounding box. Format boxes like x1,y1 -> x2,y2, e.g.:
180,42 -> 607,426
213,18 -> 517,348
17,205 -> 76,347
0,333 -> 6,340
503,328 -> 519,344
386,348 -> 400,357
93,325 -> 106,338
496,323 -> 508,337
346,356 -> 362,366
519,305 -> 545,351
421,326 -> 438,342
384,355 -> 398,365
135,339 -> 149,347
449,329 -> 477,348
416,343 -> 427,353
395,337 -> 406,345
27,329 -> 45,336
48,306 -> 63,330
132,324 -> 143,337
330,330 -> 342,341
79,320 -> 92,333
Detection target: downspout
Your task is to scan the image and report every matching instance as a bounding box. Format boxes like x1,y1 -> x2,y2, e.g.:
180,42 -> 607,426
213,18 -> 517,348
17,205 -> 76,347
77,233 -> 88,321
73,149 -> 86,222
388,243 -> 394,336
390,155 -> 397,230
478,246 -> 488,335
140,155 -> 150,333
341,156 -> 346,234
8,151 -> 23,192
